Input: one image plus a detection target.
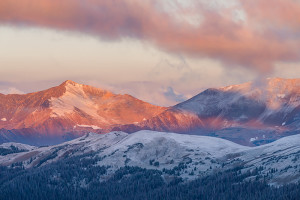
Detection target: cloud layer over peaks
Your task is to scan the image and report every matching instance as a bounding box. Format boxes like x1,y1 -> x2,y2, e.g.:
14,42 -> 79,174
0,0 -> 300,73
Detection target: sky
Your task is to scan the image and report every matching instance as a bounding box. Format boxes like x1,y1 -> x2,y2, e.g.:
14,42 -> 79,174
0,0 -> 300,106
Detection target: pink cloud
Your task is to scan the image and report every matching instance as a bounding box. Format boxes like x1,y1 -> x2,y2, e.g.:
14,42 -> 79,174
0,0 -> 299,73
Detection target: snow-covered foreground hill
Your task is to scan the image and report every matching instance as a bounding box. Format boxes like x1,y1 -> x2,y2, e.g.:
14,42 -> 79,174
1,131 -> 300,185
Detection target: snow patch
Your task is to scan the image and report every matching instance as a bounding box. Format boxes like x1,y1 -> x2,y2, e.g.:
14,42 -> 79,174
1,118 -> 7,122
277,94 -> 286,98
75,124 -> 101,130
224,86 -> 233,91
50,82 -> 103,120
250,137 -> 258,142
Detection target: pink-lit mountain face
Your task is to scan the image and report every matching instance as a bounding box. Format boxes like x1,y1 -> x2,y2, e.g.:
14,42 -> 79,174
0,80 -> 165,145
117,78 -> 300,146
2,78 -> 300,146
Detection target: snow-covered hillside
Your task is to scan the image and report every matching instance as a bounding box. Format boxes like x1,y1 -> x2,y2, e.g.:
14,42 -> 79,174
238,134 -> 300,186
1,130 -> 300,185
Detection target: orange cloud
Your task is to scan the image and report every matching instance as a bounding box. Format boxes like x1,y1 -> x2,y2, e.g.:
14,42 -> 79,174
0,0 -> 299,73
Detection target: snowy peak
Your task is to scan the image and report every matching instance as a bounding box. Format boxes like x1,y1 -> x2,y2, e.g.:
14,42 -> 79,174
48,80 -> 165,124
49,81 -> 101,118
61,80 -> 79,86
219,77 -> 300,98
0,81 -> 166,142
174,77 -> 300,123
60,80 -> 85,97
58,80 -> 113,97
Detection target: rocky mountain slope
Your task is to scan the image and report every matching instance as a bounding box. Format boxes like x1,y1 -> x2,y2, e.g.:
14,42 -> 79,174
1,130 -> 300,186
0,80 -> 165,145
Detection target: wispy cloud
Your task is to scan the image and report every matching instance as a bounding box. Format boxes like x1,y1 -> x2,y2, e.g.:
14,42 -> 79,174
163,87 -> 187,103
84,80 -> 188,106
0,87 -> 24,94
0,0 -> 299,73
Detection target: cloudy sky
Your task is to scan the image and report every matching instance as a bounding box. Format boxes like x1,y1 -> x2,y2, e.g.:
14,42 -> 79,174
0,0 -> 300,106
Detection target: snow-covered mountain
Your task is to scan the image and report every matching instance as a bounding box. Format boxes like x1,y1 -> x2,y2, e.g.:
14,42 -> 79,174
1,130 -> 300,185
119,78 -> 300,146
0,80 -> 165,145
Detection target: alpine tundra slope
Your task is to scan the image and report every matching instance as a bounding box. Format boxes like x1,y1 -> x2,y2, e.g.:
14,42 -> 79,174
1,130 -> 300,186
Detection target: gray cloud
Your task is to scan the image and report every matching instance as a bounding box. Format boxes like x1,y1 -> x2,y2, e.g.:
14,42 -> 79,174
0,0 -> 300,74
164,87 -> 187,103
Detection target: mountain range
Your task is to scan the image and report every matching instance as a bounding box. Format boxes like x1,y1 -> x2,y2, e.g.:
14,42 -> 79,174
1,77 -> 300,146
